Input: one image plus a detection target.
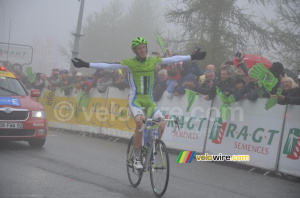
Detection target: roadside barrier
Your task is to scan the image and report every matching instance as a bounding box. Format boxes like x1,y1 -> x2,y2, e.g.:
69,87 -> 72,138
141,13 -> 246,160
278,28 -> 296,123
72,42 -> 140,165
38,86 -> 300,177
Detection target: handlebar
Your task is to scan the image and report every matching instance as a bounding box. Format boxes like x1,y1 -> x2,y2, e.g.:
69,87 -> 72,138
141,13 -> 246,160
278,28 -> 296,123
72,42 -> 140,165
139,117 -> 180,133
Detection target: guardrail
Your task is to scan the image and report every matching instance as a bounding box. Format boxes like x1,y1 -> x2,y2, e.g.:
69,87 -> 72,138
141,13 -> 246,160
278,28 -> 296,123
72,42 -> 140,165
38,86 -> 300,177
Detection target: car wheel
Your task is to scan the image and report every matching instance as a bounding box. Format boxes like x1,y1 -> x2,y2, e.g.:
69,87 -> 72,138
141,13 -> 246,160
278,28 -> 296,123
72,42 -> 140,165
28,139 -> 46,148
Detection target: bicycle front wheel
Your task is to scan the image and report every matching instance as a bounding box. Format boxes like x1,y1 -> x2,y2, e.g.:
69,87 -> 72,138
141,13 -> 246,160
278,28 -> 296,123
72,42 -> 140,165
150,139 -> 169,197
126,135 -> 143,187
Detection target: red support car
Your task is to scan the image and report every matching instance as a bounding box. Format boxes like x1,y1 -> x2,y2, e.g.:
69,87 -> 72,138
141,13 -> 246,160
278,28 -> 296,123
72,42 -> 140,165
0,66 -> 47,147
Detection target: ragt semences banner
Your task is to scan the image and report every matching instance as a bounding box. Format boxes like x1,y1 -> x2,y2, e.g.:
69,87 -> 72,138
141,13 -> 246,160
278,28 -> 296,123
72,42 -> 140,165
278,105 -> 300,177
205,98 -> 286,170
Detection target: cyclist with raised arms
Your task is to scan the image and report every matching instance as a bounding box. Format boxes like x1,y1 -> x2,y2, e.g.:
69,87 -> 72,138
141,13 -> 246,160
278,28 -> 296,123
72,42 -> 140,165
72,37 -> 206,169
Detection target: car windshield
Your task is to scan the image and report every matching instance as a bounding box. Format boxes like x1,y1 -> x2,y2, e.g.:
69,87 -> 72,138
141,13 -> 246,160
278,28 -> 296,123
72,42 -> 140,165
0,77 -> 27,96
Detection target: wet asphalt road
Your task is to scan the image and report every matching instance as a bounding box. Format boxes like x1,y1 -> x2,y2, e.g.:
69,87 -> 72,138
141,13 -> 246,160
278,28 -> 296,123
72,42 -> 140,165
0,128 -> 299,198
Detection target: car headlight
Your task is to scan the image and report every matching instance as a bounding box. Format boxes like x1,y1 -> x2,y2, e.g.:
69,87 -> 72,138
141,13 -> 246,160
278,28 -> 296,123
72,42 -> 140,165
32,111 -> 46,118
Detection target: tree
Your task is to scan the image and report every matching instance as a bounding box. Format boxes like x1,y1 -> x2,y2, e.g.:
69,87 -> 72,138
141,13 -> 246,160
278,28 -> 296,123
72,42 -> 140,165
70,0 -> 163,63
79,0 -> 125,62
123,0 -> 162,53
165,0 -> 271,69
265,0 -> 300,70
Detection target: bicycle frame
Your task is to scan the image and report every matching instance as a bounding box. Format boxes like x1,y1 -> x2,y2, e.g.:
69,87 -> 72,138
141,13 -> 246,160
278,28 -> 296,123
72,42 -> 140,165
139,116 -> 179,172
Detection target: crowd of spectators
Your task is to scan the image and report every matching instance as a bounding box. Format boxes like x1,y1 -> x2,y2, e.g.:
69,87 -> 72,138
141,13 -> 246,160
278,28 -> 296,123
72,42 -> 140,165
5,63 -> 129,96
151,52 -> 300,106
4,52 -> 300,106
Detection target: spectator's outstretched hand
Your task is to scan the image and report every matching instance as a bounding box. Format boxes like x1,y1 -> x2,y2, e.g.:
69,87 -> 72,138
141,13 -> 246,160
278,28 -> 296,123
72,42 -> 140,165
71,58 -> 89,68
191,47 -> 206,60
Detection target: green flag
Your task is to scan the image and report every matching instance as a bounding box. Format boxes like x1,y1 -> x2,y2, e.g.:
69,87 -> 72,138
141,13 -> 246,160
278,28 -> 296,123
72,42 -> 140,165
59,87 -> 65,94
75,90 -> 90,117
81,94 -> 90,107
115,106 -> 127,120
156,35 -> 166,54
265,87 -> 282,110
185,89 -> 197,112
216,87 -> 235,121
250,63 -> 278,92
25,66 -> 36,83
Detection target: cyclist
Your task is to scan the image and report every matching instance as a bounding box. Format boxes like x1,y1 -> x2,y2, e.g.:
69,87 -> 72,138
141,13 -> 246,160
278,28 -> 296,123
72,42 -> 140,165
72,37 -> 206,169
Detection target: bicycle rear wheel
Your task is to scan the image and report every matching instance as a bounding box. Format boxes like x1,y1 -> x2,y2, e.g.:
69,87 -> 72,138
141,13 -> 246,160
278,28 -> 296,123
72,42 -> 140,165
150,139 -> 169,197
126,135 -> 143,187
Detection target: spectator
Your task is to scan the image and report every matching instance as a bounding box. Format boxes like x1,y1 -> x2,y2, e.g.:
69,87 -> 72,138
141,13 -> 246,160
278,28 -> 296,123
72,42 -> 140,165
40,73 -> 48,87
154,64 -> 161,76
191,61 -> 203,78
71,69 -> 78,79
154,64 -> 162,85
11,64 -> 29,88
75,74 -> 94,94
272,76 -> 300,105
219,60 -> 236,80
195,69 -> 218,95
234,78 -> 245,93
87,69 -> 113,93
234,51 -> 249,76
48,69 -> 61,91
269,62 -> 285,95
152,69 -> 168,102
198,75 -> 205,87
11,64 -> 26,78
58,69 -> 69,85
32,73 -> 45,92
20,75 -> 32,90
206,65 -> 235,100
113,69 -> 129,90
1,61 -> 12,70
206,64 -> 218,80
62,73 -> 75,95
234,71 -> 268,102
166,69 -> 180,99
235,63 -> 249,84
174,61 -> 199,96
74,72 -> 83,84
206,64 -> 216,73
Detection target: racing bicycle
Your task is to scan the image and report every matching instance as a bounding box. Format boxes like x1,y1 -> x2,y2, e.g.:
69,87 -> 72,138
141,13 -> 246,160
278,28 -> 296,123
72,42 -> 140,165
126,114 -> 179,197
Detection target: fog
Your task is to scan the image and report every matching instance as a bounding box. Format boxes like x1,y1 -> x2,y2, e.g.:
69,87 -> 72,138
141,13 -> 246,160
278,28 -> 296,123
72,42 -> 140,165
0,0 -> 121,75
0,0 -> 279,75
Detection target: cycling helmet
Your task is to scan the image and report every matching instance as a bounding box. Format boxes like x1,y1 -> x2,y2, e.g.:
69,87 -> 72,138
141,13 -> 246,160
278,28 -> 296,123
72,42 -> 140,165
131,37 -> 148,49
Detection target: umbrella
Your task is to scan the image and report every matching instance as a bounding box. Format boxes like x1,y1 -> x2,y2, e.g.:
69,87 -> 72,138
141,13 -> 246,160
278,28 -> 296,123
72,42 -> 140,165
232,54 -> 272,69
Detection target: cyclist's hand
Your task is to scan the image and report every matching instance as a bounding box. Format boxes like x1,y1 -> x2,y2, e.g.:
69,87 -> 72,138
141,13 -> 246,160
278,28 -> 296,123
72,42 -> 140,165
153,117 -> 162,122
71,58 -> 89,68
191,47 -> 206,60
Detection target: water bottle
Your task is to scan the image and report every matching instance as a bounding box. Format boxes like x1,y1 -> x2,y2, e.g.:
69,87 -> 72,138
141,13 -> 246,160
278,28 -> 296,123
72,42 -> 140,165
154,129 -> 159,139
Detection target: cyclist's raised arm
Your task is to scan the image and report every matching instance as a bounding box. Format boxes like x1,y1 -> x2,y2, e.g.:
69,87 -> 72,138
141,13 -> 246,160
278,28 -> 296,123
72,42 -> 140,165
161,47 -> 206,64
90,62 -> 128,70
71,58 -> 129,70
161,55 -> 191,65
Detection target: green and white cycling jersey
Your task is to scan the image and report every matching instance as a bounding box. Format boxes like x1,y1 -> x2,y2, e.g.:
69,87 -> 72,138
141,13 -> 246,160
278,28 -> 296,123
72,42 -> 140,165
89,55 -> 191,118
90,55 -> 190,96
120,56 -> 161,95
